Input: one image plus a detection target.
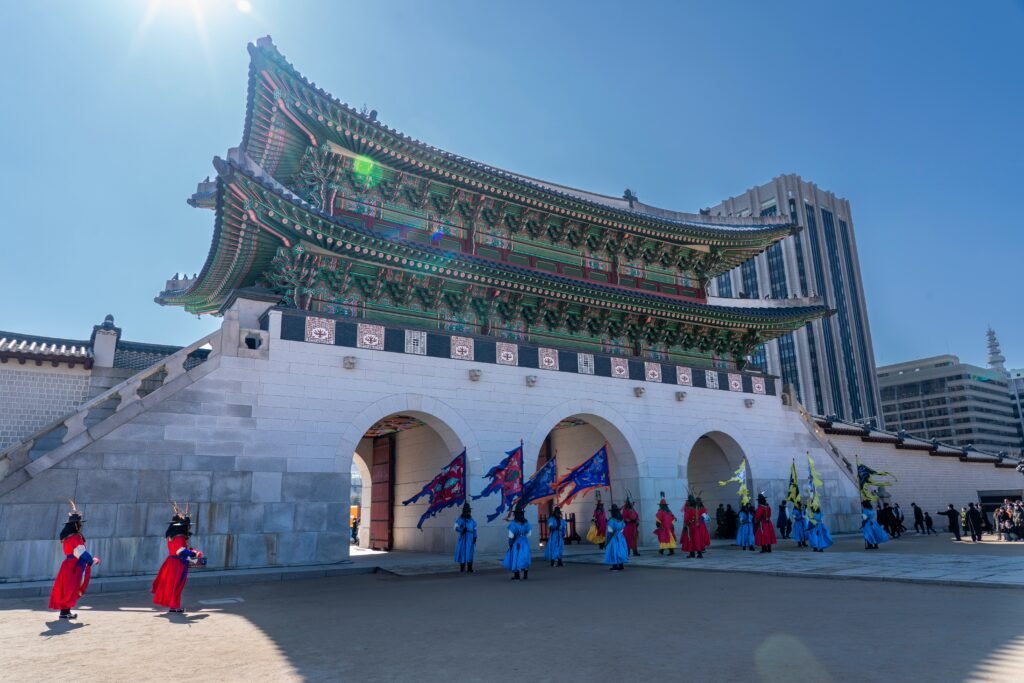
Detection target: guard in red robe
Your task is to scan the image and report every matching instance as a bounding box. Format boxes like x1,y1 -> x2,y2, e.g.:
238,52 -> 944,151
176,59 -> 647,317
681,495 -> 711,558
49,500 -> 101,619
653,493 -> 677,555
754,493 -> 778,553
621,497 -> 640,556
588,498 -> 608,549
152,504 -> 203,613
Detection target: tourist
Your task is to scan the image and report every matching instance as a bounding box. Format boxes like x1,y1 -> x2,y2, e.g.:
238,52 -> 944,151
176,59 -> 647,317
754,494 -> 778,553
724,504 -> 738,539
681,494 -> 710,559
49,500 -> 101,620
545,506 -> 566,567
604,504 -> 629,571
912,502 -> 925,534
807,504 -> 833,552
736,503 -> 755,550
587,499 -> 608,549
979,505 -> 993,535
936,504 -> 962,541
715,504 -> 726,539
924,511 -> 937,535
621,498 -> 640,556
654,493 -> 677,555
861,500 -> 889,550
791,501 -> 810,548
152,504 -> 203,614
964,502 -> 983,543
350,516 -> 359,544
454,502 -> 477,573
1012,503 -> 1024,540
503,502 -> 532,580
776,500 -> 791,539
893,503 -> 906,536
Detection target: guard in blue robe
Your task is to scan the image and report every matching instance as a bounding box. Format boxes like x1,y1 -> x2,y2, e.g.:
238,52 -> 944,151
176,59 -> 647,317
736,504 -> 756,551
454,502 -> 477,572
808,508 -> 833,552
503,502 -> 532,580
791,502 -> 811,548
545,506 -> 566,567
603,504 -> 629,571
861,500 -> 889,549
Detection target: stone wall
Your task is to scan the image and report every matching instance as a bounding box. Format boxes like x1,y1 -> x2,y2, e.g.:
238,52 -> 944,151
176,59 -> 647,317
0,306 -> 864,582
0,365 -> 90,449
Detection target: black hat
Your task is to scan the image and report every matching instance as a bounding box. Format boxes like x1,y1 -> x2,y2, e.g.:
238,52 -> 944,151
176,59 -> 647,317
513,500 -> 527,522
552,505 -> 562,517
165,502 -> 193,538
610,503 -> 622,520
461,502 -> 472,517
686,493 -> 697,507
757,493 -> 768,505
59,499 -> 85,540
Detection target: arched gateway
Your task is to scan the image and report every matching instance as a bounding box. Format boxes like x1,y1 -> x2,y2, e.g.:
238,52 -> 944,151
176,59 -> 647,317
684,431 -> 752,535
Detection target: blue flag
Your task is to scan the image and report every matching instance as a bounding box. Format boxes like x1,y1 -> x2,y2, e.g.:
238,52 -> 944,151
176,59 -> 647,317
556,445 -> 611,507
520,457 -> 558,505
473,444 -> 525,522
401,450 -> 467,529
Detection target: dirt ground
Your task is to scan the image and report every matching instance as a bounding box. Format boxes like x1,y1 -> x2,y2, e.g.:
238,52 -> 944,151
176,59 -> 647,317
3,562 -> 1023,683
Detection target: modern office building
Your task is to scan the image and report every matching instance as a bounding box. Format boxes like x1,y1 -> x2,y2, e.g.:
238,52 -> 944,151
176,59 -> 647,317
707,175 -> 882,425
877,355 -> 1022,455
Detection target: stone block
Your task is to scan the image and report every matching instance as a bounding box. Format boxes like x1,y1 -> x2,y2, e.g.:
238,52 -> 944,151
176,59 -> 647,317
194,533 -> 228,570
211,472 -> 252,502
103,452 -> 182,471
79,502 -> 117,537
294,502 -> 328,531
282,473 -> 345,503
115,503 -> 149,537
315,532 -> 349,563
250,472 -> 282,503
325,503 -> 350,531
169,471 -> 213,501
183,454 -> 240,471
136,470 -> 170,502
234,532 -> 276,567
0,539 -> 58,582
235,456 -> 288,472
76,470 -> 140,503
201,502 -> 231,535
54,452 -> 103,469
264,502 -> 296,532
146,504 -> 173,536
0,504 -> 62,541
277,531 -> 318,565
0,468 -> 79,503
229,504 -> 266,533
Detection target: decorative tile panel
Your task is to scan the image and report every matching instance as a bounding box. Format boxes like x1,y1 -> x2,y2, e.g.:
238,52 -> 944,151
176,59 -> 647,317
450,336 -> 474,361
538,347 -> 559,371
578,353 -> 595,375
676,367 -> 693,386
305,317 -> 335,345
644,362 -> 663,382
405,329 -> 427,355
752,377 -> 767,395
356,323 -> 385,350
727,373 -> 743,392
611,358 -> 629,379
496,342 -> 518,366
705,370 -> 719,390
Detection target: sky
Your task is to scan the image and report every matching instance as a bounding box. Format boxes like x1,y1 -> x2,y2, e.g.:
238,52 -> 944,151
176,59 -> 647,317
0,1 -> 1021,368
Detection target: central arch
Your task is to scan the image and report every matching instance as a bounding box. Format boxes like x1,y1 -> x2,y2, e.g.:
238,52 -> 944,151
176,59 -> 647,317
525,400 -> 645,546
684,431 -> 750,539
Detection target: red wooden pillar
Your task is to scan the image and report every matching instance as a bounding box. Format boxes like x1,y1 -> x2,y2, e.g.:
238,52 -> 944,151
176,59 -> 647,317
369,434 -> 395,551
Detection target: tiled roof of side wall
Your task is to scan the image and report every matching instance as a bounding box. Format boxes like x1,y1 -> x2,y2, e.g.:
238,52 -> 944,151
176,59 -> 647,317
240,39 -> 796,241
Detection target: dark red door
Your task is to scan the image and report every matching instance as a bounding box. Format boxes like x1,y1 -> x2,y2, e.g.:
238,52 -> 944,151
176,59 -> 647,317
370,434 -> 395,550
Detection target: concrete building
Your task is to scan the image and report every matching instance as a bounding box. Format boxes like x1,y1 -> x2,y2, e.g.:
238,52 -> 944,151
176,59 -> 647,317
707,175 -> 882,427
877,355 -> 1022,455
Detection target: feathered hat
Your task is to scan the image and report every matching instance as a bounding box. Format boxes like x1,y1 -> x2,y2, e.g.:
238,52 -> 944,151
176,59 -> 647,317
165,501 -> 193,538
59,499 -> 85,540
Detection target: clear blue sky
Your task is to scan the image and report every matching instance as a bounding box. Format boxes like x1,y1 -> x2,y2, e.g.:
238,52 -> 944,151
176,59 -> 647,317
1,1 -> 1021,368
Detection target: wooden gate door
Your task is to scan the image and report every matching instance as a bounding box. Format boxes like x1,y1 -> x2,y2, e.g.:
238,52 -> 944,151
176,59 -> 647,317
369,434 -> 395,550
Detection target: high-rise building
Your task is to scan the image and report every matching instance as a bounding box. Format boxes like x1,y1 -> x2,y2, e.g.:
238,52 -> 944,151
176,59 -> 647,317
877,355 -> 1022,455
707,175 -> 881,425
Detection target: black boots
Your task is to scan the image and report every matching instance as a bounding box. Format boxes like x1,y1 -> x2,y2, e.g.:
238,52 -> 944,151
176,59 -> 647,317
58,609 -> 77,620
697,551 -> 704,559
669,548 -> 675,556
512,571 -> 520,580
523,569 -> 529,581
467,562 -> 474,573
658,549 -> 664,556
460,563 -> 466,573
550,560 -> 556,567
556,559 -> 564,567
688,551 -> 696,558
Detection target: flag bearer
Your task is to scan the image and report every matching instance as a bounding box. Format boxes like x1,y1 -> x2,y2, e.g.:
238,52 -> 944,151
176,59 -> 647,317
503,502 -> 532,580
454,502 -> 477,573
545,506 -> 566,567
654,494 -> 677,555
603,504 -> 629,571
621,497 -> 640,556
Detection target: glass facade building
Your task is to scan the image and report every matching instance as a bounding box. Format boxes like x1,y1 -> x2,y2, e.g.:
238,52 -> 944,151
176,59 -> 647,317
708,175 -> 882,425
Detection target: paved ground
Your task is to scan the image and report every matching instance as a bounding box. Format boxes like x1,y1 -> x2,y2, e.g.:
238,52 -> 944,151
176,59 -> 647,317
3,564 -> 1023,682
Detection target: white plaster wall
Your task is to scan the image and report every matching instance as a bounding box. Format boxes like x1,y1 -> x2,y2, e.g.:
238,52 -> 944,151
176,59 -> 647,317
829,434 -> 1024,512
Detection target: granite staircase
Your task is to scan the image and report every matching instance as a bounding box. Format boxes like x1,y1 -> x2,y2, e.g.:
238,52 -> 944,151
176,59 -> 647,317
0,330 -> 223,496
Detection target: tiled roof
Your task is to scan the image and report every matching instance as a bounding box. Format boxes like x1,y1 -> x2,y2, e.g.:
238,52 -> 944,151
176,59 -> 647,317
0,332 -> 92,361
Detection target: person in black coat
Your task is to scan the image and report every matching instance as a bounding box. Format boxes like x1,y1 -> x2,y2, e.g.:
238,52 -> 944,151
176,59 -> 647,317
911,502 -> 925,534
936,504 -> 962,540
964,502 -> 983,542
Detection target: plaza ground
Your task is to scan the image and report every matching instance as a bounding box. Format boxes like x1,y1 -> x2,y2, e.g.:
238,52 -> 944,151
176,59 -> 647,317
4,543 -> 1024,683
